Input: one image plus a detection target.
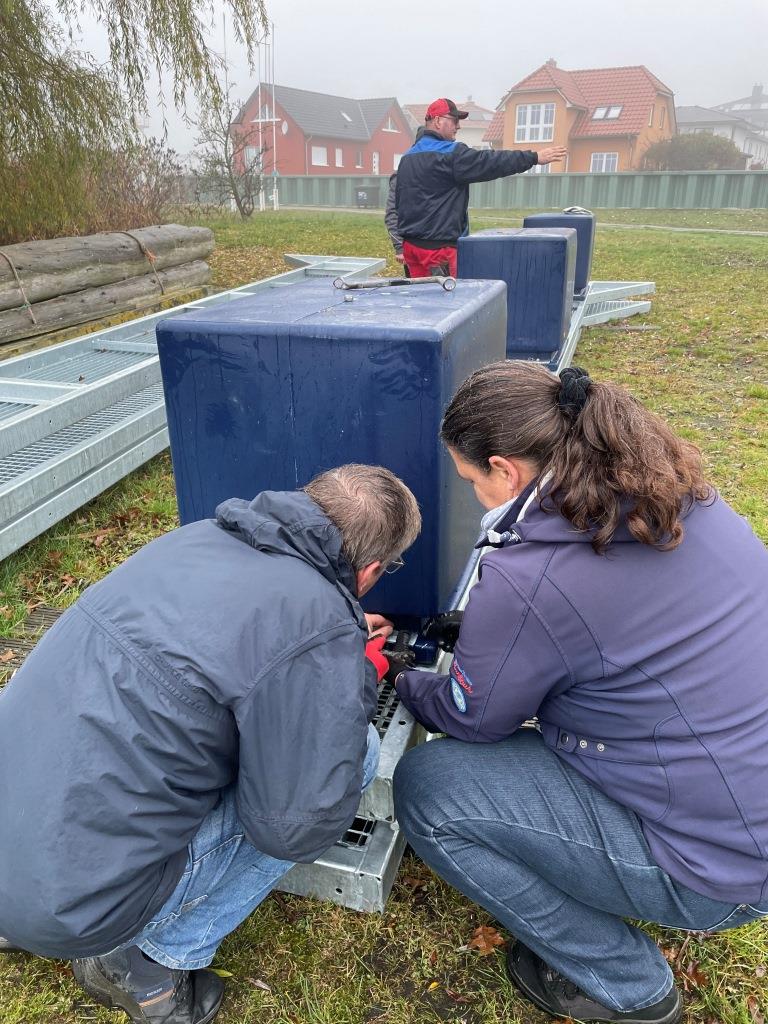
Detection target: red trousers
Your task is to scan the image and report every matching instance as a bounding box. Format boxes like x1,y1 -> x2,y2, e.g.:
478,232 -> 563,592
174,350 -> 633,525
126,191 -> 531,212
402,241 -> 457,278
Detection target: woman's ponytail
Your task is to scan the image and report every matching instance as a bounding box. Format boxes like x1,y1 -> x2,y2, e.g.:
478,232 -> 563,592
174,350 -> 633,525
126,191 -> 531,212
441,361 -> 712,554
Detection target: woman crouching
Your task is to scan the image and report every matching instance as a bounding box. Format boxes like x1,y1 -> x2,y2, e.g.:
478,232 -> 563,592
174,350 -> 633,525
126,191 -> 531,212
393,360 -> 768,1024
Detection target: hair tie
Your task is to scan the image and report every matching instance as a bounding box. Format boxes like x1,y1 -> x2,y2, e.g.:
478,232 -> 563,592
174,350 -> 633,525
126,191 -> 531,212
558,366 -> 592,416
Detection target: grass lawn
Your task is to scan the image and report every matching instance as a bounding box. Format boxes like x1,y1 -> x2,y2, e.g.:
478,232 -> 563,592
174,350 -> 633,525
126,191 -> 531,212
470,207 -> 768,232
0,209 -> 766,1023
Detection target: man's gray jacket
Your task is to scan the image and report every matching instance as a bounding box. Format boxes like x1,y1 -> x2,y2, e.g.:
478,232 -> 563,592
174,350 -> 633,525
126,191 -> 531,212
0,491 -> 376,957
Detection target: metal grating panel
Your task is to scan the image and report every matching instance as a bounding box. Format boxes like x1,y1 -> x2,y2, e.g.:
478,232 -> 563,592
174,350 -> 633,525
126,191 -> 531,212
0,384 -> 165,486
22,605 -> 65,634
374,680 -> 402,738
337,816 -> 376,849
279,816 -> 406,912
21,349 -> 153,384
0,403 -> 31,422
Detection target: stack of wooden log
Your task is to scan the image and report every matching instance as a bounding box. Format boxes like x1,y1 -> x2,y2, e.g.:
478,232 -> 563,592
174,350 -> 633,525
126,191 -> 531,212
0,224 -> 215,346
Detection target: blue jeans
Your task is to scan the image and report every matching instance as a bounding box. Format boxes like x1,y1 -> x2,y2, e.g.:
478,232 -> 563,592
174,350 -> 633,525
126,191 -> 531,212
393,730 -> 768,1013
127,724 -> 380,970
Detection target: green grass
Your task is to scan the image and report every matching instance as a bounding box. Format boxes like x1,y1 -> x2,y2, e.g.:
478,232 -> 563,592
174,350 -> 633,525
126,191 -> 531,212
470,207 -> 768,232
1,209 -> 766,1022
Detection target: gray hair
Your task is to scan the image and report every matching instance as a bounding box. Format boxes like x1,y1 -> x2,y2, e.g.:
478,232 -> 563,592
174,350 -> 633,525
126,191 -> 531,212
304,464 -> 421,570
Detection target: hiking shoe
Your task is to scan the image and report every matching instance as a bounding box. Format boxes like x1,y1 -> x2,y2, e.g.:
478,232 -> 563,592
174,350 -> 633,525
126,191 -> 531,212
0,936 -> 23,952
506,942 -> 683,1024
72,945 -> 224,1024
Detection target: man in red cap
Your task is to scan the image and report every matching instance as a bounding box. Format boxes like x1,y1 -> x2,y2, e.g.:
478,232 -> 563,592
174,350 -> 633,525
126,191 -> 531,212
395,98 -> 567,278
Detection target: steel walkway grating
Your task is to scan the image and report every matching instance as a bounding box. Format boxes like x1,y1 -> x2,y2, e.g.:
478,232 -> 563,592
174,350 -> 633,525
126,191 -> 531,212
19,349 -> 155,385
0,605 -> 63,679
337,816 -> 376,849
0,403 -> 31,422
0,384 -> 165,485
23,605 -> 65,633
374,680 -> 403,738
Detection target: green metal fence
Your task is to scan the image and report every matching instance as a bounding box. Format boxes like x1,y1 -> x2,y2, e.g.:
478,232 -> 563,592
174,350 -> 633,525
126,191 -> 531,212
274,171 -> 768,210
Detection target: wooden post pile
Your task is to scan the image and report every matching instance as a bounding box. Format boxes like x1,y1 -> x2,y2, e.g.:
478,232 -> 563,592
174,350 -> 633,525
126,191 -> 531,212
0,224 -> 215,346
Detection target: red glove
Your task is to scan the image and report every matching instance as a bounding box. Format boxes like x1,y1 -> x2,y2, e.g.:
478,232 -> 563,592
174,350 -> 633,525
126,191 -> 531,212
365,634 -> 389,683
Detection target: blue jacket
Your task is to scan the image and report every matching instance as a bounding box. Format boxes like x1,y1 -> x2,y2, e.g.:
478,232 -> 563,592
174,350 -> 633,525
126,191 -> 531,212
396,488 -> 768,904
0,491 -> 376,957
395,131 -> 537,248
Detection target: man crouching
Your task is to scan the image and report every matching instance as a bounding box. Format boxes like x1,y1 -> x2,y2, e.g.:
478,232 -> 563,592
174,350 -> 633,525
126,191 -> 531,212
0,464 -> 420,1024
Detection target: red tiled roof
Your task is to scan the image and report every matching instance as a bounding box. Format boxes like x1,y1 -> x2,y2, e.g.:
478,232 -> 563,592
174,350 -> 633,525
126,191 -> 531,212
405,99 -> 496,132
509,63 -> 589,108
487,63 -> 674,142
483,108 -> 505,143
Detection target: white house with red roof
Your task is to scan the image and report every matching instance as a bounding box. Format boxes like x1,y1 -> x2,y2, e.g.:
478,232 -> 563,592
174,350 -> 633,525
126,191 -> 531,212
484,60 -> 675,172
403,99 -> 496,149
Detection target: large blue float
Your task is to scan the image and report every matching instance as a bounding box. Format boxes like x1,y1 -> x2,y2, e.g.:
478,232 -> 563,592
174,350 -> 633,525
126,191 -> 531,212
156,278 -> 507,618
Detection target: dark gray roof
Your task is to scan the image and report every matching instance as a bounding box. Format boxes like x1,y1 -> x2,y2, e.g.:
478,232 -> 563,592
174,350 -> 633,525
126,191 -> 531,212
238,84 -> 401,141
675,105 -> 746,124
676,105 -> 768,135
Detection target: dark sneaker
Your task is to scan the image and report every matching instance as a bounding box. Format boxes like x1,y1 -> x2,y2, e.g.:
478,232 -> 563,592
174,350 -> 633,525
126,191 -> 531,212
72,945 -> 224,1024
0,936 -> 24,952
506,942 -> 683,1024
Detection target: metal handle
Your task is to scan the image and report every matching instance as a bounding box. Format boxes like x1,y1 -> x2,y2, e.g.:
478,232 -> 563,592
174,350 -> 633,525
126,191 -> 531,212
333,276 -> 456,292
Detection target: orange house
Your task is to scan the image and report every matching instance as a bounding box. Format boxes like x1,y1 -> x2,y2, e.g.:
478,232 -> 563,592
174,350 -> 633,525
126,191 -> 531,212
484,60 -> 676,172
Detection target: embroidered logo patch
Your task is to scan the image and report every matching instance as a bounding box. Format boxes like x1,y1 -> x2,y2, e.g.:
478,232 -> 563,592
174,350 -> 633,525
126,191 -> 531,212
450,658 -> 473,694
451,679 -> 467,713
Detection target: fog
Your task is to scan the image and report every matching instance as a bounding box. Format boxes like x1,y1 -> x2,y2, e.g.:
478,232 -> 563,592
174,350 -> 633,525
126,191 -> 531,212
68,0 -> 767,155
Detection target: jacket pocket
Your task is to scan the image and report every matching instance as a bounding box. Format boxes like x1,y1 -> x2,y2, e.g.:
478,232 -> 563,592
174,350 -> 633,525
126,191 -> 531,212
587,754 -> 672,824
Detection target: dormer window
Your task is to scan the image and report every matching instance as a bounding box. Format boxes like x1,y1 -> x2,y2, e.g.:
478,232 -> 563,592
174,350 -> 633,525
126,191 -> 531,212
593,105 -> 622,120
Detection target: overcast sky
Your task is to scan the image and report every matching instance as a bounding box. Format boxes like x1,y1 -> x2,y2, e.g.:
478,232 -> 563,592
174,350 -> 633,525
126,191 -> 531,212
69,0 -> 767,155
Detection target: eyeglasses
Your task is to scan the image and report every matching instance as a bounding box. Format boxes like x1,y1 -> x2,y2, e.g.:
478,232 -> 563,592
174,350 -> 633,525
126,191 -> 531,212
384,557 -> 405,575
439,115 -> 459,125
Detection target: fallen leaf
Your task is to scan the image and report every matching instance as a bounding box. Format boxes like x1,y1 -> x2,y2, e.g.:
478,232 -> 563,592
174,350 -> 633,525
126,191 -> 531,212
402,876 -> 428,890
427,981 -> 440,992
247,977 -> 272,992
445,988 -> 473,1004
0,649 -> 16,663
467,925 -> 506,956
747,995 -> 765,1024
209,968 -> 233,978
679,960 -> 708,991
755,966 -> 766,978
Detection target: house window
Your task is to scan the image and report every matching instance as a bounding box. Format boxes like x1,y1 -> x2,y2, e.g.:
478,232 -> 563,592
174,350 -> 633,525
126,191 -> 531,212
593,105 -> 622,120
515,103 -> 555,142
393,153 -> 403,170
355,150 -> 363,168
590,152 -> 618,173
311,146 -> 328,167
383,115 -> 399,132
244,146 -> 260,165
648,106 -> 654,126
659,106 -> 666,129
526,162 -> 551,174
335,147 -> 343,168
